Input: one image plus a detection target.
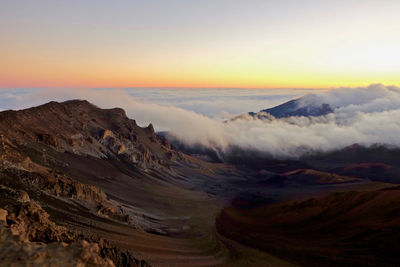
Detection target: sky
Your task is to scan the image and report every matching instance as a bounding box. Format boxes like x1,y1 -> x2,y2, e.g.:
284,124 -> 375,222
1,0 -> 400,89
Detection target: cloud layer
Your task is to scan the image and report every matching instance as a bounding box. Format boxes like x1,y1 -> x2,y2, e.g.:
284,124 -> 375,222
1,84 -> 400,158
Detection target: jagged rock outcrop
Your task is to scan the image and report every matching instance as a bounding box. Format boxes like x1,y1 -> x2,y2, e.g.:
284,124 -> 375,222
0,100 -> 177,169
1,165 -> 135,227
6,201 -> 74,243
0,208 -> 115,267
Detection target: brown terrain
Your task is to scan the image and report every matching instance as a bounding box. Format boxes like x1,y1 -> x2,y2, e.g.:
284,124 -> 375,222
217,186 -> 400,266
1,100 -> 400,266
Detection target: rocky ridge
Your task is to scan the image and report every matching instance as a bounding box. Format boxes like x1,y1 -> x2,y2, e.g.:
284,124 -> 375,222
0,101 -> 162,266
0,100 -> 178,169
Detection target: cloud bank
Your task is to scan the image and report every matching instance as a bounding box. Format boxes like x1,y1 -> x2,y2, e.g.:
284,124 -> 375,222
1,84 -> 400,158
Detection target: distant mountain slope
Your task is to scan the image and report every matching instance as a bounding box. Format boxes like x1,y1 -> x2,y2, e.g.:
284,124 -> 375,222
260,98 -> 333,118
233,95 -> 333,120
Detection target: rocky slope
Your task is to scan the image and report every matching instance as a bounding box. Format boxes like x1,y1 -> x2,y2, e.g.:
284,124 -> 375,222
231,95 -> 333,121
0,100 -> 234,266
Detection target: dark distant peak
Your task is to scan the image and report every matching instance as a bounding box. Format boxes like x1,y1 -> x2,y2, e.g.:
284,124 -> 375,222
231,95 -> 334,122
260,97 -> 333,118
260,99 -> 298,114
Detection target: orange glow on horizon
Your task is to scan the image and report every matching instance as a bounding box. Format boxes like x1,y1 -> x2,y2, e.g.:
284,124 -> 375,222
1,1 -> 400,90
1,67 -> 399,90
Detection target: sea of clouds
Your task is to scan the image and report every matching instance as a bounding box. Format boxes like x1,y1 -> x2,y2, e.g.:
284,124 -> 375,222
1,84 -> 399,158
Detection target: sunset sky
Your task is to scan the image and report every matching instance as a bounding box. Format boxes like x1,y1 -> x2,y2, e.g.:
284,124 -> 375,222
1,0 -> 399,89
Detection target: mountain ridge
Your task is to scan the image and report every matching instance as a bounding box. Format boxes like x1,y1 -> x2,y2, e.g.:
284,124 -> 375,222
232,95 -> 334,121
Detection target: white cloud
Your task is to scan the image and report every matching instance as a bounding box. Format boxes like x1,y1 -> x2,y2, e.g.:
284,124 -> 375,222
1,84 -> 400,158
123,87 -> 316,119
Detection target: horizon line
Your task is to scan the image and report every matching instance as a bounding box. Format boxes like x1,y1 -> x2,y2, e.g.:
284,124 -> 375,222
0,82 -> 397,91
